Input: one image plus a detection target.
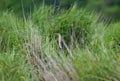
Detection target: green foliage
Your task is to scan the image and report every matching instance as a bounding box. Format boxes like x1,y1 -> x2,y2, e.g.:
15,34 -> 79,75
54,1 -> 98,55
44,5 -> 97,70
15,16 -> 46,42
104,22 -> 120,52
32,5 -> 95,47
0,0 -> 120,20
0,0 -> 33,12
86,0 -> 120,20
74,49 -> 120,81
0,5 -> 120,81
0,51 -> 31,81
73,19 -> 120,81
0,11 -> 24,52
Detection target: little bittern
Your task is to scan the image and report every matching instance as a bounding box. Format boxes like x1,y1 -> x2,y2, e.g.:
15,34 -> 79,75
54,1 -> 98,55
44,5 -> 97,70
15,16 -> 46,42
56,33 -> 65,49
56,33 -> 74,59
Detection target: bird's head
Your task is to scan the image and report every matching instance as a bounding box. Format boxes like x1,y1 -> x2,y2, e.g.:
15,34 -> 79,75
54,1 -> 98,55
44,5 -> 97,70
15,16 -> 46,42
55,33 -> 61,36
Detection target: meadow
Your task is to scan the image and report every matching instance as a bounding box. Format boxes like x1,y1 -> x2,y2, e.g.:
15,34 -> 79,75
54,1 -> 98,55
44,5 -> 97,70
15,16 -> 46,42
0,5 -> 120,81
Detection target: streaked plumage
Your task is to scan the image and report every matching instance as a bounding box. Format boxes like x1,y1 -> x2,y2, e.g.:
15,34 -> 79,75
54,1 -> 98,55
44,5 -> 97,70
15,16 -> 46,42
56,33 -> 65,49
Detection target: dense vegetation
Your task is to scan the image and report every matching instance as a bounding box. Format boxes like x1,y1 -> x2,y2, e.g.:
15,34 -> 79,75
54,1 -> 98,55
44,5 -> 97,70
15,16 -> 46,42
0,4 -> 120,81
0,0 -> 120,20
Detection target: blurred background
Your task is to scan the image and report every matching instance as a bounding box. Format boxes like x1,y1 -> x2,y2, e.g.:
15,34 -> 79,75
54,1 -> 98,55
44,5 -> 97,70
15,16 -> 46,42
0,0 -> 120,21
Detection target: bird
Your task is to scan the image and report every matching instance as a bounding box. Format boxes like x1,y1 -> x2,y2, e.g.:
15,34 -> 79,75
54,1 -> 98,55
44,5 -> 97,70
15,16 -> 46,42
55,33 -> 74,60
56,33 -> 65,50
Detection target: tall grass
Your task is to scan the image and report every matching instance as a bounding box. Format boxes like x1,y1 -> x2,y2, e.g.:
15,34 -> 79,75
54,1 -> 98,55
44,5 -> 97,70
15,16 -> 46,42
0,5 -> 120,81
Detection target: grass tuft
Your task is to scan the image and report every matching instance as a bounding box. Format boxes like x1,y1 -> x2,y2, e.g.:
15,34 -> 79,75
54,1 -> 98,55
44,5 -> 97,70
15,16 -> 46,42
0,5 -> 120,81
